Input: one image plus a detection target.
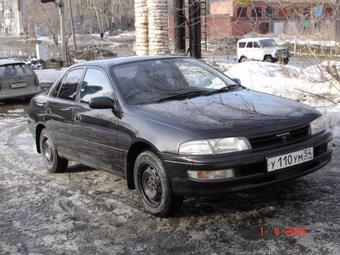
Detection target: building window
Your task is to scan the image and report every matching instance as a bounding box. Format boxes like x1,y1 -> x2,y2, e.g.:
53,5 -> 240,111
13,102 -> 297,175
325,7 -> 334,16
259,23 -> 269,34
237,7 -> 247,18
303,8 -> 310,19
252,7 -> 262,18
266,7 -> 274,17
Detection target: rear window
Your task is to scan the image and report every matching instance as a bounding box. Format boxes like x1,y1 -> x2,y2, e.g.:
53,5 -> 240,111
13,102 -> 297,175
238,42 -> 246,48
0,64 -> 33,77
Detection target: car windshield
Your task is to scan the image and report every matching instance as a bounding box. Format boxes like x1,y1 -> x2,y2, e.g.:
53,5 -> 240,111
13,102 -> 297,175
260,39 -> 277,47
111,58 -> 239,105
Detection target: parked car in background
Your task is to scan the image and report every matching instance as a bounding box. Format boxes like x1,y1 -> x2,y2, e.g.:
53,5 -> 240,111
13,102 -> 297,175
237,38 -> 290,64
28,56 -> 332,217
0,59 -> 41,100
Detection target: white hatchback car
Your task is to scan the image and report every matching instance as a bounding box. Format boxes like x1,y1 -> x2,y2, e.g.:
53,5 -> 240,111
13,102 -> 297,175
237,38 -> 290,64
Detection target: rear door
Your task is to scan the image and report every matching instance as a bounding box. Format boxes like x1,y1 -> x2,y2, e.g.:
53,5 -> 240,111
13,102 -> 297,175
0,63 -> 37,97
72,68 -> 121,172
44,68 -> 84,159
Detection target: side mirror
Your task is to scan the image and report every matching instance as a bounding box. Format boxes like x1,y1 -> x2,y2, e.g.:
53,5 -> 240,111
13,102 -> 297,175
232,78 -> 241,85
89,96 -> 116,109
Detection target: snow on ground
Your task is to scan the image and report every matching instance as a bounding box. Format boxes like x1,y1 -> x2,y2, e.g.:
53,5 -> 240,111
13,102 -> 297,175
222,61 -> 340,137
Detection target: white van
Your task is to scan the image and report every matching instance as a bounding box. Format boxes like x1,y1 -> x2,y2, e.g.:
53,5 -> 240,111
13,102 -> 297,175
237,38 -> 290,64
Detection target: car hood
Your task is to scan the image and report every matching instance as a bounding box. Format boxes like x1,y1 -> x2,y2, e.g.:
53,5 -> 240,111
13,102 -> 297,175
135,90 -> 319,137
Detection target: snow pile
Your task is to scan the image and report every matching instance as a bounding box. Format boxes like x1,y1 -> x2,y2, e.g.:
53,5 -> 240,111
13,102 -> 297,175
225,61 -> 340,137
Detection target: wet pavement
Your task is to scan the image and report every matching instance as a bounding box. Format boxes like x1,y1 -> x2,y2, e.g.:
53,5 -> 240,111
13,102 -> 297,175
0,101 -> 339,255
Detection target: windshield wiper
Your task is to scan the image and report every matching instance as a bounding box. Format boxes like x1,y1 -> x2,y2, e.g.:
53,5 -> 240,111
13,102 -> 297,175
203,84 -> 240,97
155,90 -> 207,103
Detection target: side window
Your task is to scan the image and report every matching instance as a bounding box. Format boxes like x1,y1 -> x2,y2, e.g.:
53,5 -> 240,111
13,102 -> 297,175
58,69 -> 83,101
80,69 -> 113,104
51,81 -> 62,97
246,42 -> 253,48
239,42 -> 246,48
254,42 -> 260,48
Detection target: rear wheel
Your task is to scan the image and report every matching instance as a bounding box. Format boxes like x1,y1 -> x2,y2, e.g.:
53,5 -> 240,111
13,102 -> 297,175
239,56 -> 247,63
134,151 -> 183,217
40,129 -> 68,173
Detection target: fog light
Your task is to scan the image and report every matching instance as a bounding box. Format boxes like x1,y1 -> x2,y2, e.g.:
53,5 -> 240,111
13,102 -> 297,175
327,141 -> 334,151
187,169 -> 235,180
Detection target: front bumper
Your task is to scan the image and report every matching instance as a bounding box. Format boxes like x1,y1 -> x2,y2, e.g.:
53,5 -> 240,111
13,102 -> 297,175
162,130 -> 333,196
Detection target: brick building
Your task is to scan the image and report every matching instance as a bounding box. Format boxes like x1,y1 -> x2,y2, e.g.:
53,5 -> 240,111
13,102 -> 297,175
208,0 -> 337,38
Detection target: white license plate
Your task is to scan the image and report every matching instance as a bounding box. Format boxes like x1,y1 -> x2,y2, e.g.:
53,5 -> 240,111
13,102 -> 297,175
11,82 -> 27,89
267,147 -> 314,172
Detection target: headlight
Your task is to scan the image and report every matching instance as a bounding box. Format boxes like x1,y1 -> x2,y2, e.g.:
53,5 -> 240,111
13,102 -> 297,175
179,137 -> 251,155
310,116 -> 328,135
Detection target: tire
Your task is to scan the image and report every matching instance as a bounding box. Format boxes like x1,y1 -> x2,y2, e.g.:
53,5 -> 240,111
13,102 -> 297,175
264,55 -> 274,63
39,129 -> 68,173
134,150 -> 183,217
282,58 -> 289,65
239,56 -> 247,63
25,96 -> 33,101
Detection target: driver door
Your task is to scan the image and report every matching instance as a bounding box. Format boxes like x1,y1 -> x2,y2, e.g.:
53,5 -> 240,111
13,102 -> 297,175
72,68 -> 122,173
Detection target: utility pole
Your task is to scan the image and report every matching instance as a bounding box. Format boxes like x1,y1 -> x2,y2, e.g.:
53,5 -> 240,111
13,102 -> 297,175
189,0 -> 201,58
336,0 -> 340,43
174,0 -> 186,54
68,0 -> 77,52
41,0 -> 67,66
58,1 -> 67,66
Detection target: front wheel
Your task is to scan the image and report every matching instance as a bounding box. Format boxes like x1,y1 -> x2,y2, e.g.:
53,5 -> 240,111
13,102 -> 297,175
134,151 -> 183,217
282,58 -> 289,65
40,129 -> 68,173
264,55 -> 274,63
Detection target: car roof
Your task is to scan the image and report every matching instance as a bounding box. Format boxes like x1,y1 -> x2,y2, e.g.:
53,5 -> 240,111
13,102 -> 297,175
238,38 -> 273,43
71,55 -> 190,69
0,59 -> 25,66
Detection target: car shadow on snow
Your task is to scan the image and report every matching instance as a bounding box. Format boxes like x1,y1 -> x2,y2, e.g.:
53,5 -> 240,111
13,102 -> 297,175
177,177 -> 321,218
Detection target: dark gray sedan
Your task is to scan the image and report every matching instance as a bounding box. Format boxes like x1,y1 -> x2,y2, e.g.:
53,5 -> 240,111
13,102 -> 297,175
28,56 -> 333,217
0,59 -> 41,100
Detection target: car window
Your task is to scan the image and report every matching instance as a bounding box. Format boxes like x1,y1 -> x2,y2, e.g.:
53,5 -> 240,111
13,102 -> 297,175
260,39 -> 277,47
238,42 -> 246,48
80,68 -> 113,104
51,81 -> 62,98
175,62 -> 226,89
112,58 -> 237,105
58,69 -> 83,101
254,42 -> 260,48
0,64 -> 33,77
246,42 -> 253,48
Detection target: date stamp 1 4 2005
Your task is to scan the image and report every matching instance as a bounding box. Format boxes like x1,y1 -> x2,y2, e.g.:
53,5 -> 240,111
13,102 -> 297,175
259,226 -> 308,238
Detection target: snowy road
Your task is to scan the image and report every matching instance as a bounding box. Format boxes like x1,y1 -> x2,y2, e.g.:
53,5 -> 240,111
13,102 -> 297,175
0,102 -> 339,255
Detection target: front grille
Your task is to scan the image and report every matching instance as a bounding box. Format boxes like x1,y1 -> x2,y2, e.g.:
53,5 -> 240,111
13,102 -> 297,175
249,126 -> 310,150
